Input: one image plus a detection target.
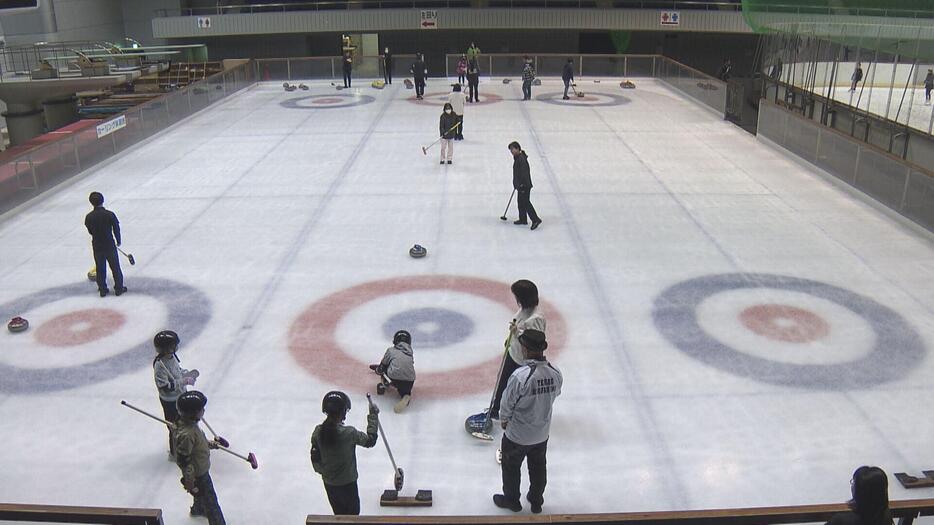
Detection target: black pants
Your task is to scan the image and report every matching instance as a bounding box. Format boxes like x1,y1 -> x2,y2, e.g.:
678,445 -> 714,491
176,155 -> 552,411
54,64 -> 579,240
501,436 -> 548,508
458,73 -> 466,84
160,398 -> 180,456
415,77 -> 426,97
389,378 -> 414,397
563,79 -> 571,98
384,65 -> 392,84
517,189 -> 540,223
324,481 -> 360,515
468,80 -> 479,102
522,80 -> 532,100
190,473 -> 226,525
343,70 -> 352,88
926,85 -> 932,101
93,245 -> 123,292
491,354 -> 520,417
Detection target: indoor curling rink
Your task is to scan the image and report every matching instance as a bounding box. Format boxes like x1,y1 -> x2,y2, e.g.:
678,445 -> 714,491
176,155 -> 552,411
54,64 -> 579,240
2,75 -> 934,525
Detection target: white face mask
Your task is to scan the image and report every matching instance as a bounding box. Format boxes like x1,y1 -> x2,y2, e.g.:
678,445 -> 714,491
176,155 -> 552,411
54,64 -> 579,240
445,109 -> 452,114
385,48 -> 389,53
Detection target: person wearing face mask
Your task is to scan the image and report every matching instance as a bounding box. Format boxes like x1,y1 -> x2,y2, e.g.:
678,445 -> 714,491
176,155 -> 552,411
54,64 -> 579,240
382,47 -> 392,85
439,102 -> 458,165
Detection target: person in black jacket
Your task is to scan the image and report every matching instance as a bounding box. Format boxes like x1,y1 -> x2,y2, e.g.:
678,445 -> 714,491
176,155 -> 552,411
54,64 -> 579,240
825,466 -> 893,525
466,58 -> 480,103
439,102 -> 458,165
411,53 -> 427,100
382,47 -> 392,85
342,53 -> 353,88
562,58 -> 574,100
850,62 -> 863,92
508,142 -> 541,230
84,192 -> 126,297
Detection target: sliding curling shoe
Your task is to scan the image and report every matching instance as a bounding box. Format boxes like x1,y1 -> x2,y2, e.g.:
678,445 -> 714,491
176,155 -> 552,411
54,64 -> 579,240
87,266 -> 97,282
7,316 -> 28,333
409,244 -> 427,258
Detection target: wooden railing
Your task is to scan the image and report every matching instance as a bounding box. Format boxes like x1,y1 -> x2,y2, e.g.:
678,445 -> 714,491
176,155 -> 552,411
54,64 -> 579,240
306,498 -> 934,525
0,503 -> 163,524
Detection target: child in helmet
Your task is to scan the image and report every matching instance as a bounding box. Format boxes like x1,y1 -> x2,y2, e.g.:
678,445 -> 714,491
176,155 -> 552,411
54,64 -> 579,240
153,329 -> 199,460
175,390 -> 226,525
310,391 -> 379,515
370,329 -> 416,412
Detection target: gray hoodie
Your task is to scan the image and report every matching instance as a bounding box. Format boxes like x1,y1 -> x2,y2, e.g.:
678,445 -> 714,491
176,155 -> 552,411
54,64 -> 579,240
379,342 -> 415,382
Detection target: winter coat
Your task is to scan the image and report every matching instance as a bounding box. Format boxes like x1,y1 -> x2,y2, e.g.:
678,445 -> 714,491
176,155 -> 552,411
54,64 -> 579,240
852,67 -> 863,82
440,112 -> 459,139
924,72 -> 933,88
175,419 -> 211,481
310,415 -> 378,486
379,341 -> 416,381
411,59 -> 427,79
562,61 -> 574,82
85,206 -> 121,249
383,52 -> 392,69
467,45 -> 480,62
153,353 -> 190,402
467,61 -> 480,85
522,62 -> 536,82
448,91 -> 466,114
512,151 -> 532,190
456,58 -> 468,75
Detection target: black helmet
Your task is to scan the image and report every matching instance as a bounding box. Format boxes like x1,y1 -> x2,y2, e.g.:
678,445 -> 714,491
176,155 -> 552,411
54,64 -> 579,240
393,330 -> 411,345
176,390 -> 207,416
322,390 -> 351,416
153,330 -> 180,352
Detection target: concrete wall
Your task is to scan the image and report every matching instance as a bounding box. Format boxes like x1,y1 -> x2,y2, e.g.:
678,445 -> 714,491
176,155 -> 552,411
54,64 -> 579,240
122,0 -> 180,46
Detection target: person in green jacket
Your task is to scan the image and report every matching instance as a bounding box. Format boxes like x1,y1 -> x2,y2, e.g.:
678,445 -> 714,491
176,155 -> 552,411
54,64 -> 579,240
311,391 -> 379,515
467,42 -> 480,63
174,390 -> 225,525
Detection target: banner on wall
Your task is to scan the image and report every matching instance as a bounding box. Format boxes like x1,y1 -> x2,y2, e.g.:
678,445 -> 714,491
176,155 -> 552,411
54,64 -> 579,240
96,115 -> 126,139
420,10 -> 437,29
660,10 -> 680,26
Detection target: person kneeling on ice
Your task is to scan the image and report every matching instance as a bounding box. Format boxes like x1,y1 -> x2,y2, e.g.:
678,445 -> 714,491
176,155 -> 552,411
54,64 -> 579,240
370,330 -> 416,412
494,329 -> 562,515
174,391 -> 226,525
311,391 -> 379,515
153,330 -> 199,461
439,103 -> 458,165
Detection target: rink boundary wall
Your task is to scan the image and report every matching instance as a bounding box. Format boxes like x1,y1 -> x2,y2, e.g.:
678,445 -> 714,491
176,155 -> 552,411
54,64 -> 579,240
0,502 -> 163,524
757,98 -> 934,232
305,497 -> 934,525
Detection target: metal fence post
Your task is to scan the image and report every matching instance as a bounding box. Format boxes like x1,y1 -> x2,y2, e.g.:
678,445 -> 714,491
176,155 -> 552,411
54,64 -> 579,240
287,58 -> 292,81
579,54 -> 583,77
331,58 -> 335,80
623,56 -> 627,77
899,167 -> 911,210
73,135 -> 80,171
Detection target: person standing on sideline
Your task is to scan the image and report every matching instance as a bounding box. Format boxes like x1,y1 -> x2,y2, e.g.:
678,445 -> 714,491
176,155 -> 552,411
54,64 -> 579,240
508,141 -> 541,229
370,330 -> 416,413
174,391 -> 226,525
342,52 -> 353,88
562,58 -> 575,99
311,391 -> 379,515
491,280 -> 546,420
825,466 -> 892,525
467,42 -> 481,63
521,57 -> 536,101
850,62 -> 863,92
439,102 -> 458,165
153,330 -> 199,461
493,329 -> 562,515
411,53 -> 428,100
85,191 -> 125,297
382,47 -> 392,85
924,69 -> 933,105
448,83 -> 467,140
456,54 -> 468,85
467,58 -> 480,103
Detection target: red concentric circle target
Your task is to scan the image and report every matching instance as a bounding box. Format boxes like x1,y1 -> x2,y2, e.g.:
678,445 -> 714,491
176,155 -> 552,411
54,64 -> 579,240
34,308 -> 127,347
288,275 -> 566,398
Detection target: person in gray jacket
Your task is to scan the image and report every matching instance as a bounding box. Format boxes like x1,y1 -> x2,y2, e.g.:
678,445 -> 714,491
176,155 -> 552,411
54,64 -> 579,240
311,391 -> 379,515
153,330 -> 199,460
370,330 -> 416,413
493,329 -> 562,515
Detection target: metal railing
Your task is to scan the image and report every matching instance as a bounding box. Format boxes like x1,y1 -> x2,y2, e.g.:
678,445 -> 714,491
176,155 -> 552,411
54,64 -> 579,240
0,61 -> 257,215
0,41 -> 161,81
155,0 -> 741,16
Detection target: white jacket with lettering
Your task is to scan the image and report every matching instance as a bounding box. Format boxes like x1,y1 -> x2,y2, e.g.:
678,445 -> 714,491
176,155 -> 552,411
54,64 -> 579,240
500,358 -> 562,445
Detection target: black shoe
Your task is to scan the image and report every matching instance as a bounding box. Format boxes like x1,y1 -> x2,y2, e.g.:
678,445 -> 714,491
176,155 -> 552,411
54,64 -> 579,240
115,286 -> 127,296
513,220 -> 528,225
563,96 -> 570,100
493,494 -> 521,512
190,505 -> 205,517
440,160 -> 445,164
527,495 -> 542,514
447,160 -> 452,165
531,220 -> 542,231
99,288 -> 109,297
